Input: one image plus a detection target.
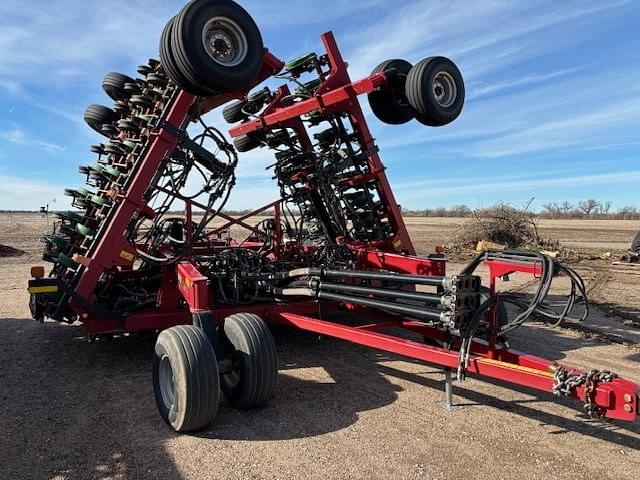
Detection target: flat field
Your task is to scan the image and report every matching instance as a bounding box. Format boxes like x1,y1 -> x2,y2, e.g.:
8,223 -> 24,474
1,213 -> 639,480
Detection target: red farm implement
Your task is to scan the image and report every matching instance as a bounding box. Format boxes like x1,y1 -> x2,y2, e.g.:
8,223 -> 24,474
28,0 -> 639,432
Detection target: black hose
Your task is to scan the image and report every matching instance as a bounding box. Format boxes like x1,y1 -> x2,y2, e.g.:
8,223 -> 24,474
318,281 -> 447,305
461,250 -> 588,334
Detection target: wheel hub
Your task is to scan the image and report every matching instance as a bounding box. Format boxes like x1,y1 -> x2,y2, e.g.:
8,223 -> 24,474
202,17 -> 248,67
432,71 -> 457,108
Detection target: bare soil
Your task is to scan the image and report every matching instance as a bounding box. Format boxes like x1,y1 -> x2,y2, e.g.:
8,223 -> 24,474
1,214 -> 640,480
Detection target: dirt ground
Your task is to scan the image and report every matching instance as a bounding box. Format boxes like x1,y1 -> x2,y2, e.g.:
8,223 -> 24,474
1,213 -> 640,480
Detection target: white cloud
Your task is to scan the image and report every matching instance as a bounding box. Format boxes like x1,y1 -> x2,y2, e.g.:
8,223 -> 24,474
0,129 -> 26,144
467,67 -> 585,100
0,174 -> 67,210
342,0 -> 630,80
0,0 -> 166,88
469,96 -> 640,158
0,127 -> 64,152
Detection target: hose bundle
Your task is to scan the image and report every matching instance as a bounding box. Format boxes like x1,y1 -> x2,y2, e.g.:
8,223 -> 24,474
460,250 -> 588,335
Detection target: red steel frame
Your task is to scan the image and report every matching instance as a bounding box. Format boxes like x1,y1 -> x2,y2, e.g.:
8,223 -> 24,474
62,33 -> 638,422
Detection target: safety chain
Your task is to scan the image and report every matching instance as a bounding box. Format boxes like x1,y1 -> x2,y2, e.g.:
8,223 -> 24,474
552,366 -> 618,418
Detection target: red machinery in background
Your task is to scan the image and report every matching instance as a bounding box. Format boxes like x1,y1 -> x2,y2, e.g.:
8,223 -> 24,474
28,0 -> 638,432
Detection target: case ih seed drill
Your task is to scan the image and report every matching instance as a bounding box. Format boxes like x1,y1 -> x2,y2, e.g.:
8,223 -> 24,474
28,0 -> 638,432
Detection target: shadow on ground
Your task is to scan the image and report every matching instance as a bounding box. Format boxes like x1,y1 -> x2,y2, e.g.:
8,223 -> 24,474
0,318 -> 181,479
2,316 -> 639,479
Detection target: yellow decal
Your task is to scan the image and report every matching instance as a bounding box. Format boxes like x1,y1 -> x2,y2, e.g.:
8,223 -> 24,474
29,286 -> 58,294
119,250 -> 135,262
478,357 -> 555,378
393,239 -> 403,250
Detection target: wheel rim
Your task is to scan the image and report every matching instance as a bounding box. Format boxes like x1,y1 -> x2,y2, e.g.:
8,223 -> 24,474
202,17 -> 248,67
223,353 -> 242,389
432,71 -> 457,108
159,355 -> 176,409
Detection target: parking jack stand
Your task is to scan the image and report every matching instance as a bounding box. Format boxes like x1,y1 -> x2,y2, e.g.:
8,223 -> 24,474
444,368 -> 462,412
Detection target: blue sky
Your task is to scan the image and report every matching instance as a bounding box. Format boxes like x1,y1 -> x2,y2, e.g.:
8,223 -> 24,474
0,0 -> 639,211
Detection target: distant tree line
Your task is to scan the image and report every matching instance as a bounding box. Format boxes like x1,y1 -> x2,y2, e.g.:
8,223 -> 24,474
3,199 -> 640,220
402,199 -> 640,220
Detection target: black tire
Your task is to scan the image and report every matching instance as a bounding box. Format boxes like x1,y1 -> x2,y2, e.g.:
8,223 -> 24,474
169,0 -> 264,95
233,133 -> 261,152
84,104 -> 118,136
367,59 -> 414,125
632,229 -> 640,252
221,313 -> 278,408
160,16 -> 207,95
405,56 -> 465,127
102,72 -> 136,101
152,325 -> 220,432
223,100 -> 248,123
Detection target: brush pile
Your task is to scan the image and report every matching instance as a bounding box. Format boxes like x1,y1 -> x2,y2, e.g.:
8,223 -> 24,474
449,203 -> 559,255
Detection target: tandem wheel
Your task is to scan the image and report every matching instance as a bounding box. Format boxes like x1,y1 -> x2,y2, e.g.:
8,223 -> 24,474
159,0 -> 265,96
152,313 -> 278,433
369,56 -> 465,127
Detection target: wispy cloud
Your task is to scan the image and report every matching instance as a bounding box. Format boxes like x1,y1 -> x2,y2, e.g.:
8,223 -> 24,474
0,127 -> 64,152
469,96 -> 640,158
467,67 -> 585,100
342,0 -> 631,79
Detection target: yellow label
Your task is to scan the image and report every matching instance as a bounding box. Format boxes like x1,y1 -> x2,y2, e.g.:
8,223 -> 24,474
119,250 -> 135,262
478,357 -> 555,378
393,240 -> 403,250
29,286 -> 58,294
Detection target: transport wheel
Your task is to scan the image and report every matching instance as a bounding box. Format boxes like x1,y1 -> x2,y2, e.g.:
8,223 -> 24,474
367,59 -> 414,125
632,229 -> 640,252
102,72 -> 136,101
405,56 -> 465,127
221,313 -> 278,408
160,16 -> 205,95
223,100 -> 248,123
152,325 -> 220,432
84,104 -> 118,136
163,0 -> 264,95
233,132 -> 261,152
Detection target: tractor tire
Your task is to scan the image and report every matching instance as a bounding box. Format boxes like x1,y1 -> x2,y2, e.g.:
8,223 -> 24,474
632,229 -> 640,252
367,59 -> 414,125
167,0 -> 264,95
233,133 -> 261,152
84,105 -> 118,136
221,313 -> 278,408
223,100 -> 248,123
152,325 -> 220,432
102,72 -> 136,101
405,56 -> 465,127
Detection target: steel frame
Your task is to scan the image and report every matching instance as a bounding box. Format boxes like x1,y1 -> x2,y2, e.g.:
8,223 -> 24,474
48,32 -> 638,422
